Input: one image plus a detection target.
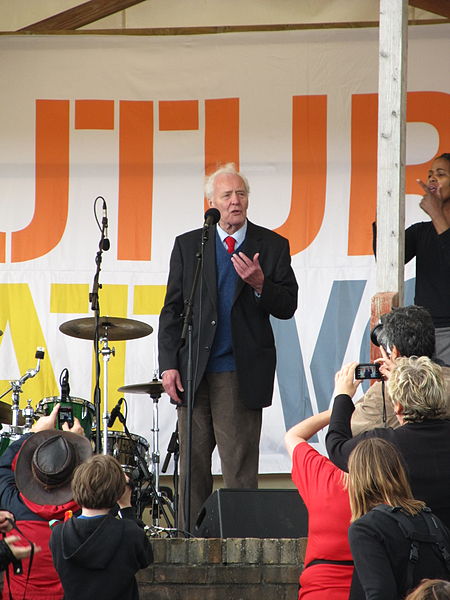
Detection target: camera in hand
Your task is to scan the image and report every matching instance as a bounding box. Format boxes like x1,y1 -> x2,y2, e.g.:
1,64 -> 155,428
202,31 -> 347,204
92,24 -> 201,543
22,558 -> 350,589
355,363 -> 382,380
57,405 -> 74,429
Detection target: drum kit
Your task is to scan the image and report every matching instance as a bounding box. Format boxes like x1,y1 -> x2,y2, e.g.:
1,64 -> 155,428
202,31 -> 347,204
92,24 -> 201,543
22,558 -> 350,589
0,316 -> 177,534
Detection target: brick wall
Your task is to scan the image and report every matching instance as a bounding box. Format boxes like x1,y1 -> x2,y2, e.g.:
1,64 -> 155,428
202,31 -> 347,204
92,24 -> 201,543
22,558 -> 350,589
137,537 -> 307,600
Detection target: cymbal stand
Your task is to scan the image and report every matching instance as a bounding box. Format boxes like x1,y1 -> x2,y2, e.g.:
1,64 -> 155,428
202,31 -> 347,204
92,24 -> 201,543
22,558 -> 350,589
99,333 -> 114,455
0,348 -> 45,430
149,388 -> 175,527
151,392 -> 161,500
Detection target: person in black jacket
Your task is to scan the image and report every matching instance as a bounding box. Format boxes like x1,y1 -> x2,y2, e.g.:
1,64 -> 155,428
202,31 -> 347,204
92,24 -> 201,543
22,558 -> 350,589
158,163 -> 298,528
50,454 -> 153,600
326,356 -> 450,529
373,153 -> 450,364
347,438 -> 450,600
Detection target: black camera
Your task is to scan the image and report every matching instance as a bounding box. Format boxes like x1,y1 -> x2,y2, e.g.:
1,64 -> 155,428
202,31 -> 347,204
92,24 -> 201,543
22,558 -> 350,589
370,321 -> 391,355
370,323 -> 384,347
355,363 -> 382,380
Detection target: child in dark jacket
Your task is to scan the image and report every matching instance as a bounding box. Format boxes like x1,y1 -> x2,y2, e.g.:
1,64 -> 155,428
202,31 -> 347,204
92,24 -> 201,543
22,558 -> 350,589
50,454 -> 153,600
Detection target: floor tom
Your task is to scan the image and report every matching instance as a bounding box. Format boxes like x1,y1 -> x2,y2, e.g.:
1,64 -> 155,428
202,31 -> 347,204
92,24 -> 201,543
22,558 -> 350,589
97,431 -> 150,479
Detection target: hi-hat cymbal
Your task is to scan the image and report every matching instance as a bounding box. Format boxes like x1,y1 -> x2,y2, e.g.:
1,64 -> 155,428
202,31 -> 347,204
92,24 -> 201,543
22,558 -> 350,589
0,401 -> 25,425
118,380 -> 164,396
59,317 -> 153,341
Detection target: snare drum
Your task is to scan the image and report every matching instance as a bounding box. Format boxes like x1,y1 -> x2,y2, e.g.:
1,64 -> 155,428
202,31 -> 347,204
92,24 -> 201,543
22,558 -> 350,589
98,431 -> 149,477
37,396 -> 95,439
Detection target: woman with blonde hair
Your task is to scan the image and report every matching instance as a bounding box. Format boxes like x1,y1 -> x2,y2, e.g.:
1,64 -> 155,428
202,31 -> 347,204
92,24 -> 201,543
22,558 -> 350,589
347,438 -> 450,600
406,579 -> 450,600
327,356 -> 450,528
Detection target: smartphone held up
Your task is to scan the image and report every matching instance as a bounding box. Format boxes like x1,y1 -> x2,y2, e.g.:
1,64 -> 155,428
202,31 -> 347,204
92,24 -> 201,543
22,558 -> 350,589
355,363 -> 382,380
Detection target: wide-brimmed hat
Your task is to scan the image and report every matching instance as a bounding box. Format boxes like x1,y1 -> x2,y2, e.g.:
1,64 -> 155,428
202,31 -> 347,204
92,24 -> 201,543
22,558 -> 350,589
15,430 -> 92,505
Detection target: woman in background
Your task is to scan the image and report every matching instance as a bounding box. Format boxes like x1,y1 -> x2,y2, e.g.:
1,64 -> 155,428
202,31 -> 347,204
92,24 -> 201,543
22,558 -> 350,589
405,579 -> 450,600
373,153 -> 450,363
408,152 -> 450,363
347,438 -> 450,599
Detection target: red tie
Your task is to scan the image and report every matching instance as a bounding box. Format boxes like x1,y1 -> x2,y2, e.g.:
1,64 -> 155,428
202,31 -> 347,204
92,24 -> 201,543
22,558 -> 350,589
224,236 -> 236,254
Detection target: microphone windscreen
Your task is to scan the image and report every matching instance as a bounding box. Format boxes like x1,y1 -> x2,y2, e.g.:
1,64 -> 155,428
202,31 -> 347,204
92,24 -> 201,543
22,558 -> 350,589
204,208 -> 220,224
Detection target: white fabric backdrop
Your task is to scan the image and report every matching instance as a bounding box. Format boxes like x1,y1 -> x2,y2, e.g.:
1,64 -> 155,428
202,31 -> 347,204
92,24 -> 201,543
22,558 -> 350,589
0,25 -> 448,472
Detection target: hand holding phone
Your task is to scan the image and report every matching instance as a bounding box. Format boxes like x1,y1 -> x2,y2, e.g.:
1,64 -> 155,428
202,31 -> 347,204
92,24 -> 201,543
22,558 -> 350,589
355,363 -> 382,380
57,405 -> 74,429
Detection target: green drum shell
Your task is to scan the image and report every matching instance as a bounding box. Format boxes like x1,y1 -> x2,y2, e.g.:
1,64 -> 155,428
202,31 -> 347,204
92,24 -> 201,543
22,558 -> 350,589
37,396 -> 95,439
0,433 -> 12,456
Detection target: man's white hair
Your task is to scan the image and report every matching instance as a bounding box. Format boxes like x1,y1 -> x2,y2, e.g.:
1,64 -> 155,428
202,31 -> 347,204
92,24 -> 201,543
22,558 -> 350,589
204,163 -> 250,200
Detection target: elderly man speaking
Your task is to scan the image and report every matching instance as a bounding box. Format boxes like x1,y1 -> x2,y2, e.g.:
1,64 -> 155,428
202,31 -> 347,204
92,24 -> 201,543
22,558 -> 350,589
158,163 -> 298,530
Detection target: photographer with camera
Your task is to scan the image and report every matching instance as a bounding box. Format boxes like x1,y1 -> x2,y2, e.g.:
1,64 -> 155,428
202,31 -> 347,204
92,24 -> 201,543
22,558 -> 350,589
326,356 -> 450,528
0,403 -> 91,599
351,305 -> 450,435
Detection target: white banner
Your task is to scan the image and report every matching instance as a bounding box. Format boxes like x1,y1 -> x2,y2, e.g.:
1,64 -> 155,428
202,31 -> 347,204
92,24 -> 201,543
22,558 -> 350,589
0,25 -> 449,472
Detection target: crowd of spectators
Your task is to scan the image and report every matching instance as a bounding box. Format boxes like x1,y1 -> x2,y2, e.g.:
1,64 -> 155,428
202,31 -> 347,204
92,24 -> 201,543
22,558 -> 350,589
287,305 -> 450,599
1,302 -> 450,600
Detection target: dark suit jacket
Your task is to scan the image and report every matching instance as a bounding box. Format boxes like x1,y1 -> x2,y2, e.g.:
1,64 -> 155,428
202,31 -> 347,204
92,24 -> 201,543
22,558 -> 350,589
158,220 -> 298,409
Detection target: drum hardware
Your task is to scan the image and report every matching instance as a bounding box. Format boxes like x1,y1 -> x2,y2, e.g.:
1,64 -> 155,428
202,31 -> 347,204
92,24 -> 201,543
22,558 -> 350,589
100,334 -> 114,456
145,524 -> 179,539
0,347 -> 45,427
59,315 -> 153,455
93,427 -> 151,485
22,399 -> 35,429
0,402 -> 24,426
118,379 -> 176,529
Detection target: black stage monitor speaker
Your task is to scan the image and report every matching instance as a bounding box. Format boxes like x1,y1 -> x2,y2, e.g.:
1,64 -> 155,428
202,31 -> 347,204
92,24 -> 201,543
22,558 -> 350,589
193,488 -> 308,538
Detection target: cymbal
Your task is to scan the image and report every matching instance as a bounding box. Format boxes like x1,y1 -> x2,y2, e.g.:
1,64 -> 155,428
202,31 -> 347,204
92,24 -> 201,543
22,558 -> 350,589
118,380 -> 164,396
0,401 -> 25,425
59,316 -> 153,341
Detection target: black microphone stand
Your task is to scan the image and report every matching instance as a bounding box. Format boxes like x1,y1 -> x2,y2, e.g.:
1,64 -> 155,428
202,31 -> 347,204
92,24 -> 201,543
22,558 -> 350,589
89,197 -> 109,455
179,221 -> 213,534
161,423 -> 180,529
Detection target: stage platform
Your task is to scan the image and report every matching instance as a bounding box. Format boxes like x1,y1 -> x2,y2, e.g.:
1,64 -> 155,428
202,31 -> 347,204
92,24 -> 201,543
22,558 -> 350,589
137,536 -> 306,600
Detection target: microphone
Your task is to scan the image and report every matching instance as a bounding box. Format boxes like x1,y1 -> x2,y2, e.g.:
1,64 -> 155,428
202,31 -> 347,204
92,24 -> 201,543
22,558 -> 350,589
100,198 -> 110,251
203,208 -> 220,228
202,208 -> 220,243
60,368 -> 70,403
107,398 -> 123,428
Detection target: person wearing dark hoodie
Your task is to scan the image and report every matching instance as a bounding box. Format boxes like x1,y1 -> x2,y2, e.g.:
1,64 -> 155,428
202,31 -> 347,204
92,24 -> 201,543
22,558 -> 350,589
50,454 -> 153,600
0,403 -> 92,599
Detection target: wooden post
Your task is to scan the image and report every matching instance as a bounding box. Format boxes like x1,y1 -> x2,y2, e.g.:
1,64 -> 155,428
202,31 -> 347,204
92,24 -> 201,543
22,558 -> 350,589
371,0 -> 408,360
